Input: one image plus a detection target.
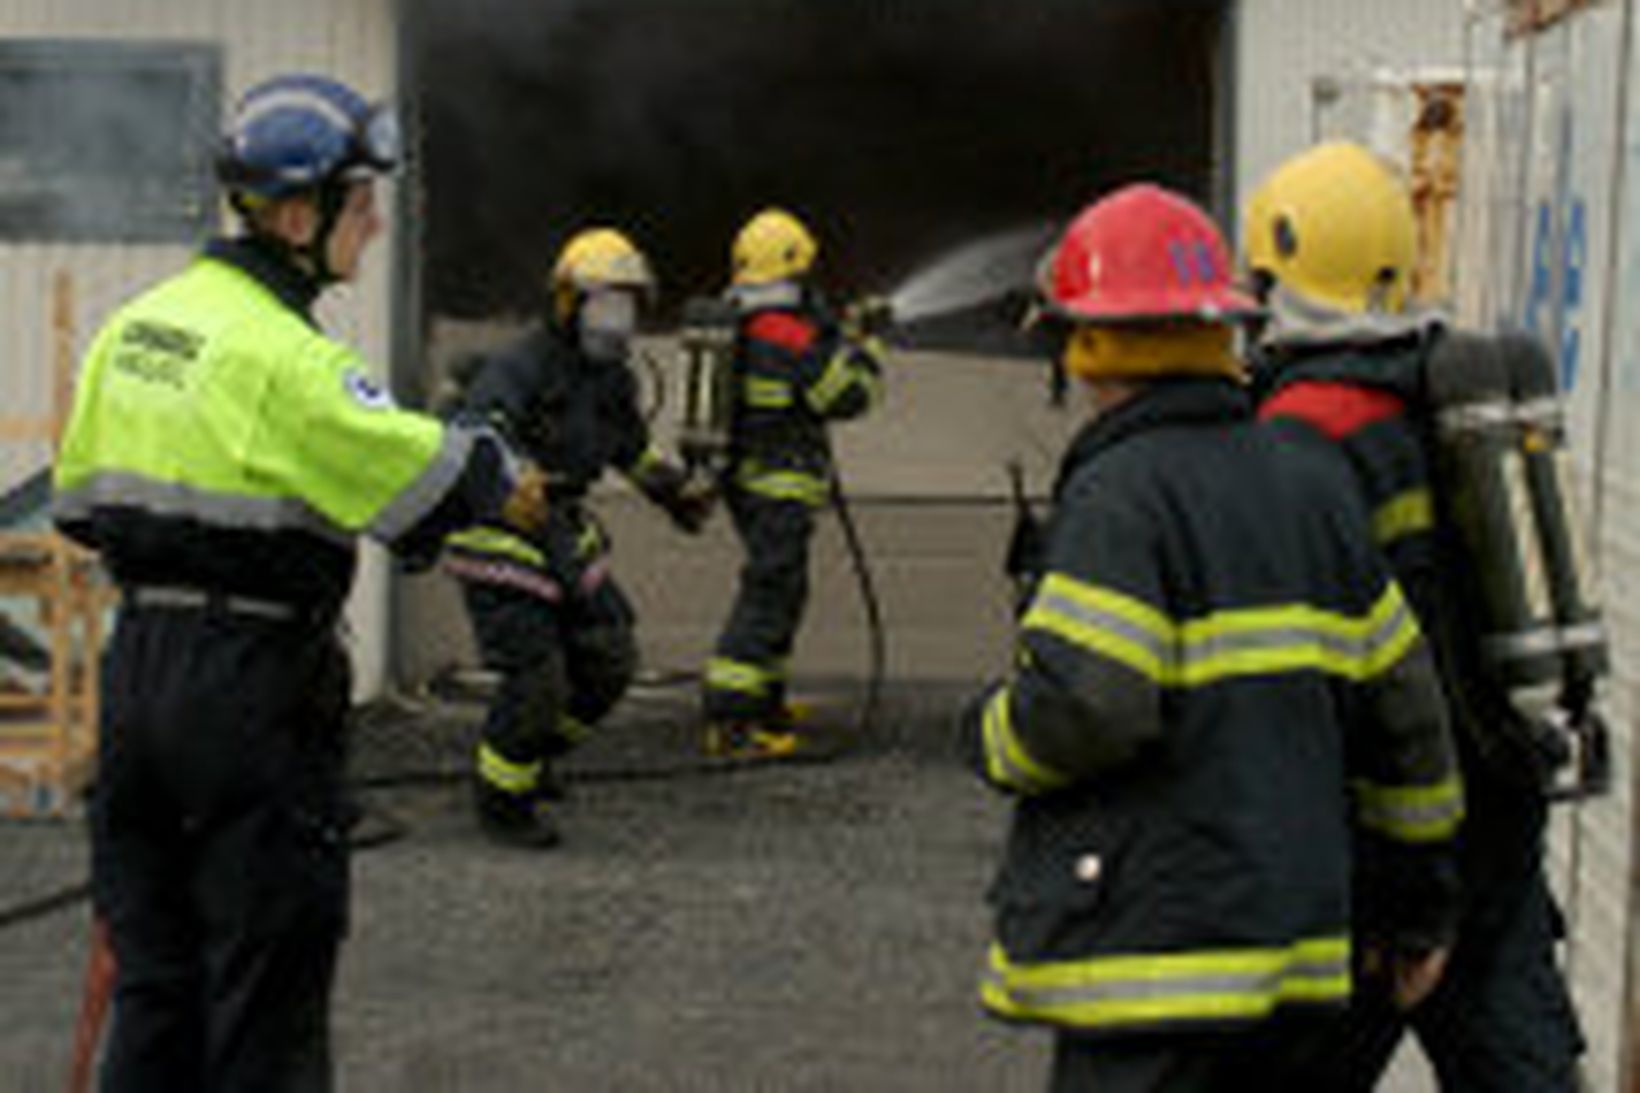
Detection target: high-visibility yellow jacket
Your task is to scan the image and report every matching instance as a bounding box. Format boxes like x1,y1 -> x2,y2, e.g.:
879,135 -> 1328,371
53,237 -> 510,614
965,378 -> 1463,1039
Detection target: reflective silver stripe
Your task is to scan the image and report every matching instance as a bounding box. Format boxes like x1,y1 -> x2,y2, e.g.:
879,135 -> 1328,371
53,472 -> 350,546
440,554 -> 563,603
236,88 -> 358,139
726,281 -> 802,311
1483,621 -> 1607,661
1438,397 -> 1562,435
123,585 -> 298,621
1354,778 -> 1465,843
370,423 -> 476,543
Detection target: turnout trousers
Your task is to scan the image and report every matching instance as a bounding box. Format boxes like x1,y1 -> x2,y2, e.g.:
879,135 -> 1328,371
460,574 -> 637,782
703,488 -> 816,723
93,604 -> 351,1093
1332,774 -> 1584,1091
1049,1010 -> 1340,1092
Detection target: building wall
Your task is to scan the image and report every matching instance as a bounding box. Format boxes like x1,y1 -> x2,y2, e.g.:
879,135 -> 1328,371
0,0 -> 397,694
1451,5 -> 1636,1089
1233,0 -> 1467,218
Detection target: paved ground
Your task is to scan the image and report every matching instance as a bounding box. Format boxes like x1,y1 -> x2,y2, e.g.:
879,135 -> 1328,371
0,678 -> 1435,1092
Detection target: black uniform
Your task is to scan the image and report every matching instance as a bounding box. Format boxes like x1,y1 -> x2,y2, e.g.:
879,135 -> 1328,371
1257,333 -> 1585,1091
446,323 -> 693,805
54,237 -> 513,1091
964,378 -> 1463,1092
703,290 -> 882,725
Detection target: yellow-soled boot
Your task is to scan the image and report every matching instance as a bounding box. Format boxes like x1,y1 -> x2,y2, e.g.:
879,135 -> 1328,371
703,720 -> 804,761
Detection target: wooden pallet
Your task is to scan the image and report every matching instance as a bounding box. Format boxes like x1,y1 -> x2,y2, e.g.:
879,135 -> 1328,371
0,271 -> 106,818
0,532 -> 106,817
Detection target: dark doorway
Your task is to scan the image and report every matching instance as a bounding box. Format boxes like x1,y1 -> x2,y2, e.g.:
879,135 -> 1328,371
409,0 -> 1229,333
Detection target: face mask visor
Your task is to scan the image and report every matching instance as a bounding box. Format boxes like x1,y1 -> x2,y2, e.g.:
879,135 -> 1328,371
579,289 -> 639,360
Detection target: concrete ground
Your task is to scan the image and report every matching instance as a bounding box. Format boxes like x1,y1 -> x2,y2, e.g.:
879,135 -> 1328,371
0,680 -> 1435,1092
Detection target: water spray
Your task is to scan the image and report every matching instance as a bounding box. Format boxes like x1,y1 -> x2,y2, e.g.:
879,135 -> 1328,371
874,222 -> 1058,329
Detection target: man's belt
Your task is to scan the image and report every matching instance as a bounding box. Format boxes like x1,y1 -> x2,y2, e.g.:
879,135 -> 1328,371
121,585 -> 302,622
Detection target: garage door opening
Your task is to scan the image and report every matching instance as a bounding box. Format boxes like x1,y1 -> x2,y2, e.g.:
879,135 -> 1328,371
393,0 -> 1235,687
408,0 -> 1232,346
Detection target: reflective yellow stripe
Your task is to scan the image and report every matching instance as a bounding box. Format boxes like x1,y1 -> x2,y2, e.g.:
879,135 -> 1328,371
575,519 -> 604,559
1023,574 -> 1420,686
1022,575 -> 1172,680
982,687 -> 1070,794
630,443 -> 666,478
743,376 -> 794,409
1373,489 -> 1434,546
981,935 -> 1350,1030
806,349 -> 868,412
706,656 -> 778,696
446,525 -> 547,567
477,742 -> 540,794
736,463 -> 827,505
559,714 -> 591,744
1353,776 -> 1465,842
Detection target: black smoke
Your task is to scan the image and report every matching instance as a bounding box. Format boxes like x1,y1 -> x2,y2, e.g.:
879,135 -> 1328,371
411,0 -> 1226,323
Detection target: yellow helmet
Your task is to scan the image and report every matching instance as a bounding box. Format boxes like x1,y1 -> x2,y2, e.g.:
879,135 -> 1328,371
1243,141 -> 1418,315
731,207 -> 818,286
550,227 -> 654,321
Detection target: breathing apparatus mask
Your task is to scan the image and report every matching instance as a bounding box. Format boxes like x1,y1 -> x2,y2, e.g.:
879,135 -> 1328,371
578,289 -> 638,362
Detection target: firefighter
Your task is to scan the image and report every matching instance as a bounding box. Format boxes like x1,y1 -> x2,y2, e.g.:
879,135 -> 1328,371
52,73 -> 539,1091
964,184 -> 1464,1091
701,207 -> 884,758
1245,141 -> 1586,1090
444,227 -> 710,848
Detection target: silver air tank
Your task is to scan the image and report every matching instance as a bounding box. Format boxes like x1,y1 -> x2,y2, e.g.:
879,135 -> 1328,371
677,295 -> 740,476
1425,328 -> 1609,799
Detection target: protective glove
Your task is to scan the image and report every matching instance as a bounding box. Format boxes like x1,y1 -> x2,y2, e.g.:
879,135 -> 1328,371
1361,944 -> 1451,1012
663,478 -> 717,535
500,463 -> 551,536
843,295 -> 895,341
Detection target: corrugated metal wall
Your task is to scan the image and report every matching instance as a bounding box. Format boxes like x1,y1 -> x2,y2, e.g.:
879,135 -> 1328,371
0,0 -> 397,693
1244,1 -> 1639,1088
1454,4 -> 1636,1090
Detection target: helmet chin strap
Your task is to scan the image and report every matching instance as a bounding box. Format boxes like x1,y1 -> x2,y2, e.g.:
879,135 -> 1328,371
239,182 -> 347,286
302,182 -> 349,285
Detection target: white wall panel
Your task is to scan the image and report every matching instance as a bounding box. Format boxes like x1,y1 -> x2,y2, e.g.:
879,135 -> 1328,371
0,0 -> 397,695
1451,4 -> 1637,1090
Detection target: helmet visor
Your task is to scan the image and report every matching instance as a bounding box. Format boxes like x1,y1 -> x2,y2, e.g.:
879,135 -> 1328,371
360,105 -> 401,171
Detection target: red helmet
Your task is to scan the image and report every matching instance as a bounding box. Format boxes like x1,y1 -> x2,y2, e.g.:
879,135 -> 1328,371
1037,184 -> 1260,325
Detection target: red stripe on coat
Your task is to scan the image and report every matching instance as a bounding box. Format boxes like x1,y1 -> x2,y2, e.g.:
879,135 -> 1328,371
744,311 -> 817,353
1259,380 -> 1406,440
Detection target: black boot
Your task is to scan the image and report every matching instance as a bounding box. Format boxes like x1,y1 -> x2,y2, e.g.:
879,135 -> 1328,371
474,780 -> 561,849
535,761 -> 570,802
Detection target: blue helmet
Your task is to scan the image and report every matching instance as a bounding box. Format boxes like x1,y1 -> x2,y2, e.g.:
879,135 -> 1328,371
218,73 -> 399,200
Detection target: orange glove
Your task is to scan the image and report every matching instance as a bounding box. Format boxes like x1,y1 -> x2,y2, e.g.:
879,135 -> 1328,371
500,463 -> 551,535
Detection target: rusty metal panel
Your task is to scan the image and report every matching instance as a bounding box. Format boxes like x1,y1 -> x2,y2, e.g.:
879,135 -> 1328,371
1509,0 -> 1607,36
1408,82 -> 1467,303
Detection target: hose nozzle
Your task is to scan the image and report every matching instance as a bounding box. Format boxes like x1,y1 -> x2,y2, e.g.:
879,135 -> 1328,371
844,295 -> 896,338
